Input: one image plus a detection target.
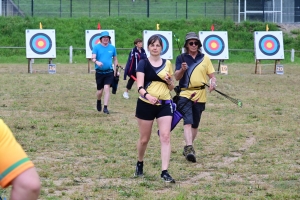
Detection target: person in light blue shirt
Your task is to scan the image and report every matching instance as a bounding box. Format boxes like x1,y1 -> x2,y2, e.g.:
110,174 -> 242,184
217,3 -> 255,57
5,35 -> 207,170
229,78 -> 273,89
91,31 -> 118,114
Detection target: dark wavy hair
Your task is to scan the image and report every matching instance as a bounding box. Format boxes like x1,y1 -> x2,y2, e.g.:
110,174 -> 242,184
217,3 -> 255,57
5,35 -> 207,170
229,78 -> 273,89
147,35 -> 163,47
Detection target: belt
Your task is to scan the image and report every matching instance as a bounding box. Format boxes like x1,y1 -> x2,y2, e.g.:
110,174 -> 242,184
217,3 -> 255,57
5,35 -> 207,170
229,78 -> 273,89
140,96 -> 172,105
158,100 -> 172,104
181,85 -> 205,91
96,69 -> 113,74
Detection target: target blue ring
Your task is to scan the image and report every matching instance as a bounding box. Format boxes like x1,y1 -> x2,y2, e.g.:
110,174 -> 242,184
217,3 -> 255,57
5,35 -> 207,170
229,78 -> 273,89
30,33 -> 52,54
259,35 -> 280,56
157,34 -> 169,55
89,33 -> 112,50
89,33 -> 101,50
203,35 -> 224,56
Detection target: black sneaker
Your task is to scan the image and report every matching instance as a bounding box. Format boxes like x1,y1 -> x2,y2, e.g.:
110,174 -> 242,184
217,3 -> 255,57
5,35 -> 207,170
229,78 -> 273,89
134,162 -> 143,177
97,100 -> 102,112
161,172 -> 175,183
103,107 -> 109,114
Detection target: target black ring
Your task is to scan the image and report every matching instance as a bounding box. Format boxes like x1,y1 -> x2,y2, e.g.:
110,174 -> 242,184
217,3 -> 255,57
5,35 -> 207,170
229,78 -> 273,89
89,33 -> 101,50
259,35 -> 280,56
157,34 -> 169,55
203,35 -> 224,56
30,33 -> 52,55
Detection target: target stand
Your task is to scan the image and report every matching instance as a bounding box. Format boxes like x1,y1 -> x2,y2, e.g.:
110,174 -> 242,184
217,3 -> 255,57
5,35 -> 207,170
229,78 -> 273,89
25,29 -> 56,73
254,31 -> 284,74
85,30 -> 115,73
199,31 -> 229,74
27,58 -> 54,73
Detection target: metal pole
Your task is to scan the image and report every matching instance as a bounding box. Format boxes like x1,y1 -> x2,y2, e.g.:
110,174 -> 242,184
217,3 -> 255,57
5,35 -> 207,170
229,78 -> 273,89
118,1 -> 120,16
224,0 -> 226,19
89,0 -> 91,17
0,0 -> 2,16
205,2 -> 206,17
60,0 -> 62,17
262,0 -> 265,22
176,2 -> 177,19
280,0 -> 282,23
186,0 -> 188,19
31,0 -> 33,16
70,0 -> 72,17
244,0 -> 246,21
147,0 -> 149,18
109,0 -> 111,16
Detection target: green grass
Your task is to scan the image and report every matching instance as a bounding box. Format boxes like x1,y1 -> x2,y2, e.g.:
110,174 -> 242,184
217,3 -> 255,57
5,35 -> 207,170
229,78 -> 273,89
0,63 -> 300,199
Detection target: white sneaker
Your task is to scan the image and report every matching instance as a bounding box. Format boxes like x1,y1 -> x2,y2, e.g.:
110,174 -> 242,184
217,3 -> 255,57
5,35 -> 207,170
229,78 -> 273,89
123,92 -> 129,99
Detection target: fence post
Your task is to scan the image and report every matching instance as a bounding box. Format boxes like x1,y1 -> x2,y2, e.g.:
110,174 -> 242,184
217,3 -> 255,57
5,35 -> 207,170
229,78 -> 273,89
291,49 -> 295,62
69,46 -> 73,64
31,0 -> 34,16
186,0 -> 188,19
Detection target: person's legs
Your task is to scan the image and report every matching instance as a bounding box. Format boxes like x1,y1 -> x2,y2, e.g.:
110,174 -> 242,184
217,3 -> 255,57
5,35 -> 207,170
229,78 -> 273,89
10,167 -> 40,200
137,119 -> 153,162
157,115 -> 172,171
156,103 -> 175,183
123,78 -> 135,99
96,73 -> 104,112
102,73 -> 114,114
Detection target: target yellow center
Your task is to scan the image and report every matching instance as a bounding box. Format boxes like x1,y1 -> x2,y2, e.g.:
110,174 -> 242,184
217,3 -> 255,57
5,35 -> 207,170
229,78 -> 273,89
38,41 -> 45,47
211,42 -> 217,49
266,42 -> 273,49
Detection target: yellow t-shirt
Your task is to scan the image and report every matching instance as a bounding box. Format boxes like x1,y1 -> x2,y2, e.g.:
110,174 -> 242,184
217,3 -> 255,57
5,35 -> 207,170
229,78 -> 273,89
176,53 -> 215,102
0,119 -> 34,188
137,59 -> 174,103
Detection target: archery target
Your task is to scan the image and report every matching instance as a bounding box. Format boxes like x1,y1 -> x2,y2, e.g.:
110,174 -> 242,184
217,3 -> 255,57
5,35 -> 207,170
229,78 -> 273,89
199,31 -> 229,60
26,29 -> 56,58
254,31 -> 284,59
143,30 -> 173,59
85,30 -> 115,58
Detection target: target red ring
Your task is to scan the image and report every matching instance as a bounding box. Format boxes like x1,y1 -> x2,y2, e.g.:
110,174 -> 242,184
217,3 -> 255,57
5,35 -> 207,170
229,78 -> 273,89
259,35 -> 280,56
30,33 -> 52,55
203,35 -> 224,56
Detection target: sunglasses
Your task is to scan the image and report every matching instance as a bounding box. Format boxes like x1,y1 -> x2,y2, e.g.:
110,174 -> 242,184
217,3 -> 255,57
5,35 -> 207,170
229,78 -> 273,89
188,41 -> 199,46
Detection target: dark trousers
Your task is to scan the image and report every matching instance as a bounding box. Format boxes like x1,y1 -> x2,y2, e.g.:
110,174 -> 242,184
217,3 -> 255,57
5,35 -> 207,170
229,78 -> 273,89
126,77 -> 135,90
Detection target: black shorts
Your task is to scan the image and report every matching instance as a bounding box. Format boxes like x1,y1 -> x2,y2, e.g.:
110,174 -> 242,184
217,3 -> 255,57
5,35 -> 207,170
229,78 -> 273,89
135,98 -> 173,120
177,96 -> 205,128
95,72 -> 114,90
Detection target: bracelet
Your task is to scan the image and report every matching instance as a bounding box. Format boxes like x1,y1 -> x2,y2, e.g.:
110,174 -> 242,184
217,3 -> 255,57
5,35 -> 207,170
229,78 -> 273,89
143,92 -> 149,98
138,86 -> 144,93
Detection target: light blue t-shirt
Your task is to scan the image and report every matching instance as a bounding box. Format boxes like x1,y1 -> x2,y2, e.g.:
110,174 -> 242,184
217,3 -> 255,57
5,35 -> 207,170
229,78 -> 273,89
92,44 -> 117,71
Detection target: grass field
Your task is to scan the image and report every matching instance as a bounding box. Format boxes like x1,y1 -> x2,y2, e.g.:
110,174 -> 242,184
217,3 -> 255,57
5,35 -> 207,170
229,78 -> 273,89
0,62 -> 299,199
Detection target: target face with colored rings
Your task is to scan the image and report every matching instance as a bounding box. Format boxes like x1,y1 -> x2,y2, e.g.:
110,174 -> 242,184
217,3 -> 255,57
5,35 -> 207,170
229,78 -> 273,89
258,35 -> 280,56
89,33 -> 102,51
203,35 -> 224,56
157,34 -> 169,55
199,31 -> 229,60
30,33 -> 52,54
254,31 -> 284,60
143,30 -> 173,59
26,29 -> 56,58
85,30 -> 115,58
